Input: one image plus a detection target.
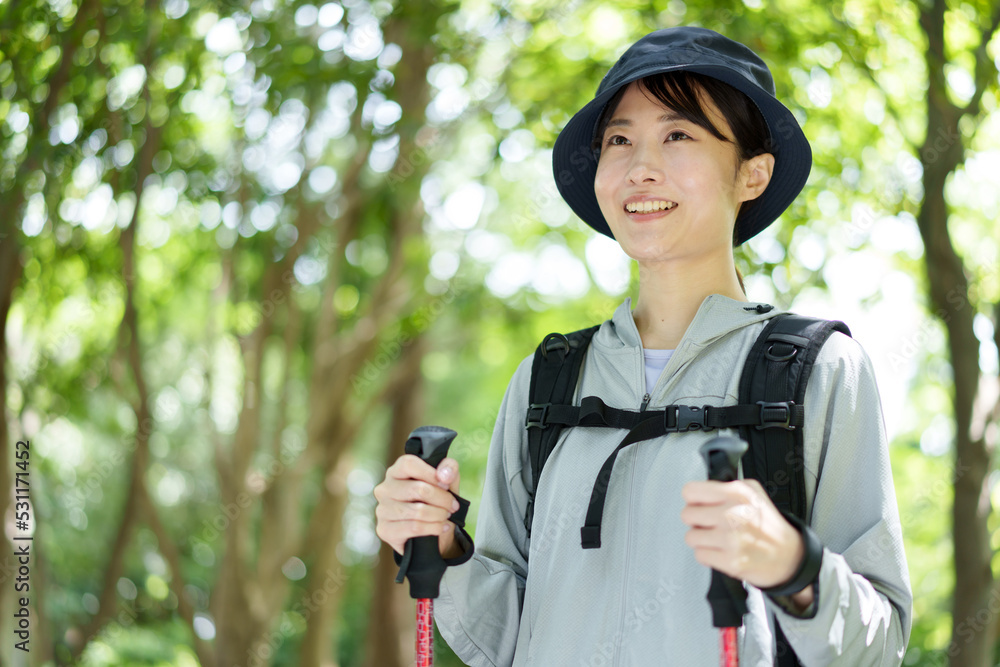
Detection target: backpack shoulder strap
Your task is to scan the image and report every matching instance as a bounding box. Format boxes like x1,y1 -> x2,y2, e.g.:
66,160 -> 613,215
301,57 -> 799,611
736,313 -> 851,667
738,312 -> 851,520
523,324 -> 600,536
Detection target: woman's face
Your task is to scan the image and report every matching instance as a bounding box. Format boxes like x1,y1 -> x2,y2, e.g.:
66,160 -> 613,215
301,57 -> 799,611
594,81 -> 768,265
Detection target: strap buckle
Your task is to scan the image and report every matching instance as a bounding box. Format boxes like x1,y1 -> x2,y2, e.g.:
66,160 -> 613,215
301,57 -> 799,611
756,401 -> 795,430
665,405 -> 707,432
525,403 -> 551,429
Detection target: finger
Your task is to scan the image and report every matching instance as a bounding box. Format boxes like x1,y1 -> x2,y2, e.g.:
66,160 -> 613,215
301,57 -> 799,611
389,454 -> 439,484
679,504 -> 724,528
436,457 -> 461,493
375,520 -> 410,555
742,477 -> 767,497
723,502 -> 763,531
724,480 -> 765,505
377,500 -> 452,524
382,476 -> 460,513
681,480 -> 730,505
407,479 -> 461,511
737,479 -> 778,515
690,546 -> 742,579
684,526 -> 728,551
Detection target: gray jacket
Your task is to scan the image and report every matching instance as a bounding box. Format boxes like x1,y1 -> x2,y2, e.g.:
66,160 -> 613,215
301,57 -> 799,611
436,295 -> 912,666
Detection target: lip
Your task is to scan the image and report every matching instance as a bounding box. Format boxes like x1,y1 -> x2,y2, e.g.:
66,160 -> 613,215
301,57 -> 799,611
622,195 -> 678,221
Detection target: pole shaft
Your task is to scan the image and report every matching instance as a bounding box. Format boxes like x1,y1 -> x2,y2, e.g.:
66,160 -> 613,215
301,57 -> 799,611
720,627 -> 738,667
416,598 -> 434,667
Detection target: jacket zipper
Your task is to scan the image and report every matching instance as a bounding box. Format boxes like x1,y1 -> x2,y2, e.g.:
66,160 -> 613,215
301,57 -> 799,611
639,392 -> 651,413
612,437 -> 639,666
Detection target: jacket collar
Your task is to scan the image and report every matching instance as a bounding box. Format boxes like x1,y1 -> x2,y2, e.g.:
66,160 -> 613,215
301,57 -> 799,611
600,294 -> 778,351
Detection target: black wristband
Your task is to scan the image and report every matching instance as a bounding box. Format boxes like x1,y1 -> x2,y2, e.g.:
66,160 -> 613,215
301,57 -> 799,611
760,511 -> 823,598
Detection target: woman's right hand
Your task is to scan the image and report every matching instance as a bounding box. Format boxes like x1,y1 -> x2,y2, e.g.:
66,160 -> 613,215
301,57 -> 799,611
374,454 -> 464,559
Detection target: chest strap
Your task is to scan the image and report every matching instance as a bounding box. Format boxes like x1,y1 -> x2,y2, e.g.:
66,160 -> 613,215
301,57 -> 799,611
525,395 -> 803,549
526,395 -> 803,433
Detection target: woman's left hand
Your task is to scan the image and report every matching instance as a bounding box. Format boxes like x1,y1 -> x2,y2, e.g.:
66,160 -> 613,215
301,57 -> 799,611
680,479 -> 810,600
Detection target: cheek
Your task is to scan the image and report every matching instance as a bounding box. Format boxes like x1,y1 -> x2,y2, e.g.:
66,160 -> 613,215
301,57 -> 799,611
593,165 -> 616,211
679,157 -> 735,201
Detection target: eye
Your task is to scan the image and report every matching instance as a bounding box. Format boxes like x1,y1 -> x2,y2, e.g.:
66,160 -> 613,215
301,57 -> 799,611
605,135 -> 630,147
666,131 -> 690,142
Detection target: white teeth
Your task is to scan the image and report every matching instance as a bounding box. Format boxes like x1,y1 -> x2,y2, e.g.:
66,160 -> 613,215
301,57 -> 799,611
625,200 -> 675,213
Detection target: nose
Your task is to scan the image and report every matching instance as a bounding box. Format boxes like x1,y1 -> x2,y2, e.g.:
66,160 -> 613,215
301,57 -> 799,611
626,142 -> 664,184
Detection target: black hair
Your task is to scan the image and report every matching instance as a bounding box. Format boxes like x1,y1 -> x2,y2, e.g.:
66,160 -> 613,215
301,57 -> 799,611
590,71 -> 772,243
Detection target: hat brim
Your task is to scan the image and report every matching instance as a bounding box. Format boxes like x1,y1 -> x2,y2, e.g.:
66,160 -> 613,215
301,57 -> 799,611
552,63 -> 811,245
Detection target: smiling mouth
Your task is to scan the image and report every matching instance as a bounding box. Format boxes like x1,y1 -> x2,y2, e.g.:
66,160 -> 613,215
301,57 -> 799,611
624,200 -> 677,213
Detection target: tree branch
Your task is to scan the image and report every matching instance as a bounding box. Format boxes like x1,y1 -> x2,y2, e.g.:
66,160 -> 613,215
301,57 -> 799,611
68,122 -> 161,662
313,103 -> 372,352
994,301 -> 1000,379
961,3 -> 1000,119
137,486 -> 215,667
210,248 -> 235,502
256,296 -> 306,611
67,4 -> 163,658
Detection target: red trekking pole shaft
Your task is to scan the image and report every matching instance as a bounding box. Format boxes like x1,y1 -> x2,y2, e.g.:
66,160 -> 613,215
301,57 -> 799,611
699,436 -> 749,667
416,598 -> 434,666
395,426 -> 459,667
720,627 -> 738,667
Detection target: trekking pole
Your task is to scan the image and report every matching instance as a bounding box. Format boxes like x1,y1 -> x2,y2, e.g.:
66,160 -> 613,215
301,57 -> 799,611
395,426 -> 459,667
699,435 -> 750,667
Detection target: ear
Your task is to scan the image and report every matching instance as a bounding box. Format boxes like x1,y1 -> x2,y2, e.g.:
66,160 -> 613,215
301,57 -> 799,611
739,152 -> 775,202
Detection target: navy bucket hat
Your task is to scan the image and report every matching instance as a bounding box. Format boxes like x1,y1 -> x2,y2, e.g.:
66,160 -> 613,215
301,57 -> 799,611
552,27 -> 812,246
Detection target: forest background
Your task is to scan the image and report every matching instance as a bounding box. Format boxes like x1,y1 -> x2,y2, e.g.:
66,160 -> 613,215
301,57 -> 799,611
1,0 -> 999,665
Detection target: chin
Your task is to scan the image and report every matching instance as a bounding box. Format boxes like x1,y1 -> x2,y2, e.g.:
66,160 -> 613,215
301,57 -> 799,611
612,227 -> 675,252
619,242 -> 677,263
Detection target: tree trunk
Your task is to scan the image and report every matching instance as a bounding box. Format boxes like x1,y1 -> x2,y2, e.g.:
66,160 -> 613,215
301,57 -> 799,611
0,230 -> 24,667
0,0 -> 95,658
363,335 -> 427,667
296,464 -> 350,667
915,1 -> 999,664
28,533 -> 54,667
66,92 -> 163,661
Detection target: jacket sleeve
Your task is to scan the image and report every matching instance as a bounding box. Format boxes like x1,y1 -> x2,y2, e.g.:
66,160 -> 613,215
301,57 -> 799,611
764,332 -> 913,666
432,355 -> 535,667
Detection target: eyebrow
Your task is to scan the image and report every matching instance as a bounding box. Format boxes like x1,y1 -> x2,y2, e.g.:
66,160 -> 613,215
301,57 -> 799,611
604,111 -> 686,131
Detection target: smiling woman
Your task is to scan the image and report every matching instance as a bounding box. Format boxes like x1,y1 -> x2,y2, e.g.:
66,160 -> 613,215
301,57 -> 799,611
374,26 -> 912,667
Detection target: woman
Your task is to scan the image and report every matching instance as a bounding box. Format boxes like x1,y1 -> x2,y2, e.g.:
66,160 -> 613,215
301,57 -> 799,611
375,27 -> 911,665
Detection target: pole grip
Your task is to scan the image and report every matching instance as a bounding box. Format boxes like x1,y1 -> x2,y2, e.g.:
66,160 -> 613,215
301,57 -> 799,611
699,436 -> 750,629
400,426 -> 458,599
699,435 -> 746,482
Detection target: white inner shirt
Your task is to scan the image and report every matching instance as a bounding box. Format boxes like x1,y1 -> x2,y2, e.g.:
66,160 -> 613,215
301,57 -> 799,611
643,348 -> 675,395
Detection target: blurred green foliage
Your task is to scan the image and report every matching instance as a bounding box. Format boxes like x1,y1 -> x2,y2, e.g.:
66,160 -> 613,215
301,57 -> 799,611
1,0 -> 998,664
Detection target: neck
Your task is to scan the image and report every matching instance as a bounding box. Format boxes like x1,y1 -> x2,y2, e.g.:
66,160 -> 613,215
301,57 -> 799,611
632,250 -> 747,350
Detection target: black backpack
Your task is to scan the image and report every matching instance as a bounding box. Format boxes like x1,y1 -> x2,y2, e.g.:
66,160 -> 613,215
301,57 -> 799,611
522,309 -> 850,667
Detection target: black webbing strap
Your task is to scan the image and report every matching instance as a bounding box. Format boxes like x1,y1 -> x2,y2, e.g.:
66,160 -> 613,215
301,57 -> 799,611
580,414 -> 664,548
529,396 -> 805,432
525,326 -> 600,535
